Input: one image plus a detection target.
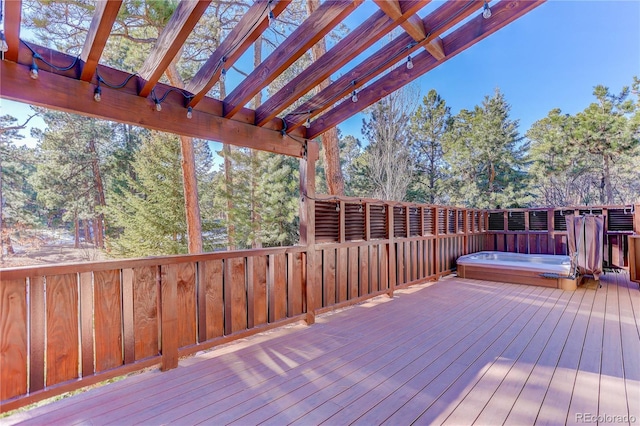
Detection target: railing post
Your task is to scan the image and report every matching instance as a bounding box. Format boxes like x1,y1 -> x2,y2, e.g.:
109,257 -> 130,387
161,265 -> 178,371
299,141 -> 318,325
387,202 -> 395,297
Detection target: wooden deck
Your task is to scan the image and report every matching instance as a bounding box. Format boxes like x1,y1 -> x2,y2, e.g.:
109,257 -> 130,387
3,273 -> 639,426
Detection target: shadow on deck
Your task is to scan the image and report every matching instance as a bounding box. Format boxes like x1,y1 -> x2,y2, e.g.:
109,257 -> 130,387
4,272 -> 639,425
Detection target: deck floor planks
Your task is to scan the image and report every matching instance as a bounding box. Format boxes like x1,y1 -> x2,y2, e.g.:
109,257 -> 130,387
470,289 -> 575,425
565,277 -> 607,425
267,282 -> 529,426
598,275 -> 630,423
380,286 -> 555,426
616,272 -> 640,421
2,273 -> 637,426
353,285 -> 546,425
502,287 -> 586,425
171,281 -> 502,425
124,283 -> 470,424
535,283 -> 597,425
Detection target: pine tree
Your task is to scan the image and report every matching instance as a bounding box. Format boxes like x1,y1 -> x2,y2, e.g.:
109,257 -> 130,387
1,115 -> 40,259
409,89 -> 451,204
443,89 -> 530,208
572,83 -> 639,204
106,131 -> 218,257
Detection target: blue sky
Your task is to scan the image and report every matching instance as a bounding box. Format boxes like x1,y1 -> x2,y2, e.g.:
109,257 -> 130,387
2,0 -> 639,149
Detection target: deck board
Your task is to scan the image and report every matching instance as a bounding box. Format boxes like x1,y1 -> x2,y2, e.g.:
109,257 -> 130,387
3,273 -> 638,426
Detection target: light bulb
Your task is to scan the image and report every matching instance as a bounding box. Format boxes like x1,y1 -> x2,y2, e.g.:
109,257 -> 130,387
351,90 -> 358,103
0,31 -> 8,53
220,68 -> 226,83
93,86 -> 102,102
187,106 -> 193,119
30,60 -> 39,80
268,9 -> 275,25
304,117 -> 311,128
483,1 -> 491,19
336,204 -> 340,212
406,56 -> 413,70
155,100 -> 162,112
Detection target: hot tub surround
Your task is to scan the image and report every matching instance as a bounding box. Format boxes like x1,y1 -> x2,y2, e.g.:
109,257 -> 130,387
456,251 -> 580,291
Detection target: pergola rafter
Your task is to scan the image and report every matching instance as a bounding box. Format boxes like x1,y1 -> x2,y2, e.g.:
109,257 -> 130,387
186,0 -> 291,107
0,0 -> 544,151
307,0 -> 545,139
222,0 -> 363,119
283,0 -> 484,131
137,0 -> 212,97
79,0 -> 123,82
253,0 -> 429,127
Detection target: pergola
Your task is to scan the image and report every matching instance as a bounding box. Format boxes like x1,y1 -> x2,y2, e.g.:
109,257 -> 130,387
1,0 -> 542,155
1,0 -> 560,413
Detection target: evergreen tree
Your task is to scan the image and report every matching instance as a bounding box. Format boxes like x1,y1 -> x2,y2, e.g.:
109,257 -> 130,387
409,89 -> 451,204
1,115 -> 40,259
572,83 -> 639,204
106,131 -> 218,257
527,109 -> 597,206
30,111 -> 114,248
443,89 -> 530,208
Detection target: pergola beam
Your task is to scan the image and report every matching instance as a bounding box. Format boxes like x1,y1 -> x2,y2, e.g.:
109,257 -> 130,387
307,0 -> 546,139
254,0 -> 428,127
79,0 -> 123,82
284,0 -> 483,131
186,0 -> 290,107
137,0 -> 211,97
0,60 -> 306,158
222,0 -> 363,119
3,0 -> 22,62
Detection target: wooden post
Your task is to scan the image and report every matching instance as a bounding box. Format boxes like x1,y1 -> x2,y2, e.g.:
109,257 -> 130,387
161,265 -> 178,371
547,208 -> 555,255
299,141 -> 318,325
434,208 -> 440,276
387,202 -> 395,297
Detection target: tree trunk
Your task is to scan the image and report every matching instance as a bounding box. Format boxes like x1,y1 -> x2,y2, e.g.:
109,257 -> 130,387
306,0 -> 345,196
74,211 -> 80,249
603,154 -> 614,204
88,138 -> 106,248
166,64 -> 204,254
83,219 -> 92,244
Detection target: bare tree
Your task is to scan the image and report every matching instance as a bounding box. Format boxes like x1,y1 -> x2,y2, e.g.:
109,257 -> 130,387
359,87 -> 418,201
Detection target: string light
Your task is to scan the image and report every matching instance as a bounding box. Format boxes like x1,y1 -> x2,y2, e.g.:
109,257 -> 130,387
406,55 -> 413,70
351,90 -> 358,103
187,106 -> 193,119
155,98 -> 162,111
483,1 -> 491,19
304,111 -> 312,128
93,84 -> 102,102
29,54 -> 39,79
220,67 -> 227,83
268,4 -> 275,25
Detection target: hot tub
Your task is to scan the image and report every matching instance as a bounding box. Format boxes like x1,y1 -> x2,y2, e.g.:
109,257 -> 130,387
456,251 -> 579,290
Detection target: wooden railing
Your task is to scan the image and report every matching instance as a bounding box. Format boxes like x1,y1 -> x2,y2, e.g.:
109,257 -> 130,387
485,205 -> 639,268
2,200 -> 638,412
0,247 -> 306,412
312,196 -> 487,312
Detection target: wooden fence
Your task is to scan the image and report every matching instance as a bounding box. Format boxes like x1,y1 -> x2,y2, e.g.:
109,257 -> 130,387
485,205 -> 639,268
1,200 -> 638,412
